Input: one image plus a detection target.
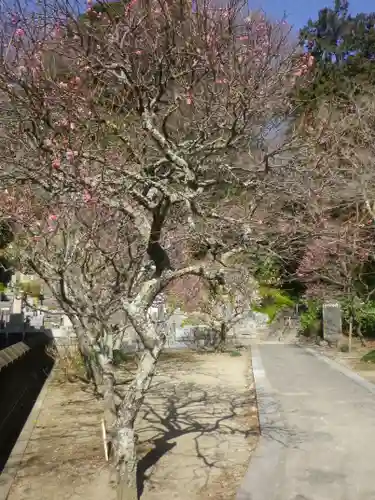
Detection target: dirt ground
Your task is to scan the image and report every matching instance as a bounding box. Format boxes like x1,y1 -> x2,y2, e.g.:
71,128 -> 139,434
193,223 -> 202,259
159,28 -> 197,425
7,349 -> 258,500
308,338 -> 375,384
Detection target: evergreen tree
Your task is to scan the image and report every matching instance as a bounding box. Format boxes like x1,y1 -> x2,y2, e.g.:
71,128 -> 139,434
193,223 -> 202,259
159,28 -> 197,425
293,1 -> 375,116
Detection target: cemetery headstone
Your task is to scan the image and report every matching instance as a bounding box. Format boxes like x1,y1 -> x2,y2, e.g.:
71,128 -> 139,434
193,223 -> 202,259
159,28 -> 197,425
12,297 -> 22,314
323,302 -> 342,346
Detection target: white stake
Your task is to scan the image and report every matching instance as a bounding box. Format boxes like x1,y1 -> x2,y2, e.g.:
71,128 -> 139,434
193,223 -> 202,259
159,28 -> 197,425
101,419 -> 108,461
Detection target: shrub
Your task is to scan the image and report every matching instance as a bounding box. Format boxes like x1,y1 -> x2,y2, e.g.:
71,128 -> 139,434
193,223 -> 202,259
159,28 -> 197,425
47,342 -> 88,383
19,280 -> 42,298
252,286 -> 295,323
229,350 -> 242,357
354,302 -> 375,338
361,350 -> 375,363
299,300 -> 322,337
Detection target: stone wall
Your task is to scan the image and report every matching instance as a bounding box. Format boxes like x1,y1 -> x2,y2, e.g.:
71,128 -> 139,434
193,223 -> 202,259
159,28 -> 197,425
0,338 -> 53,471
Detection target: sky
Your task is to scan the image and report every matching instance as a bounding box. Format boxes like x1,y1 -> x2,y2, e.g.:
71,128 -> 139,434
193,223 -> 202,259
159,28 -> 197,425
252,0 -> 375,30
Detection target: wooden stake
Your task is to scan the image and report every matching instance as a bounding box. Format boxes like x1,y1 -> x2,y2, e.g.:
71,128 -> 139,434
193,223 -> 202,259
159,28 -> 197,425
101,419 -> 108,461
349,317 -> 353,353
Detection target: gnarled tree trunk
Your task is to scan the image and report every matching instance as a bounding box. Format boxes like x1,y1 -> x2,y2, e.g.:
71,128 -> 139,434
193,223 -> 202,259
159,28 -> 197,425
215,322 -> 228,351
75,329 -> 103,387
111,339 -> 166,499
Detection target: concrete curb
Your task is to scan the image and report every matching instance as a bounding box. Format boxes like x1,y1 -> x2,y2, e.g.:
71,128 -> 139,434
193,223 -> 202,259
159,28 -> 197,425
0,364 -> 56,500
236,345 -> 285,500
304,347 -> 375,395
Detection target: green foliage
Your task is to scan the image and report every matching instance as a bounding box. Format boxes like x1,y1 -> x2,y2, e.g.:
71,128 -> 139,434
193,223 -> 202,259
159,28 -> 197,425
293,1 -> 375,118
341,299 -> 375,336
292,57 -> 375,118
19,280 -> 42,298
361,350 -> 375,363
166,295 -> 184,314
0,221 -> 13,249
90,1 -> 125,16
181,316 -> 203,327
253,257 -> 282,286
300,1 -> 375,66
79,1 -> 126,24
253,286 -> 295,323
229,350 -> 242,357
299,300 -> 322,336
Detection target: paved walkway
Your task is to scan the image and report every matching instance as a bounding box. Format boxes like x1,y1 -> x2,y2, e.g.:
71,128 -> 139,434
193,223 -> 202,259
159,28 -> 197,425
254,344 -> 375,500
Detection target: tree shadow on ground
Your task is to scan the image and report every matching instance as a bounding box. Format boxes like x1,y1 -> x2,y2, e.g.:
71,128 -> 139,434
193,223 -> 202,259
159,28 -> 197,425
136,374 -> 259,498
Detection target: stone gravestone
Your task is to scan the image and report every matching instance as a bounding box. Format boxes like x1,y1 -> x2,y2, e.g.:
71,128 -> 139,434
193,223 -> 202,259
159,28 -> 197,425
323,302 -> 342,346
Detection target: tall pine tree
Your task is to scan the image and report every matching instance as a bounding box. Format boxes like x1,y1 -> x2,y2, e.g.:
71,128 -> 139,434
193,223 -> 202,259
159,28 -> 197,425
293,1 -> 375,116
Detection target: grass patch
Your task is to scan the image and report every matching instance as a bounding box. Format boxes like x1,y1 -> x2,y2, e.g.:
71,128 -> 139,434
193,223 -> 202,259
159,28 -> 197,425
361,350 -> 375,363
229,350 -> 242,357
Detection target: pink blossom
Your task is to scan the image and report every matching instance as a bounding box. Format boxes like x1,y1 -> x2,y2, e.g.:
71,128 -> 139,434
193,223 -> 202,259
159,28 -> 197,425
66,150 -> 75,162
15,28 -> 25,37
70,76 -> 81,86
49,214 -> 57,221
83,191 -> 92,203
58,118 -> 69,127
238,35 -> 248,41
307,54 -> 315,67
135,50 -> 142,55
58,81 -> 68,89
31,67 -> 40,78
52,23 -> 61,36
186,91 -> 193,105
125,0 -> 137,13
52,158 -> 61,169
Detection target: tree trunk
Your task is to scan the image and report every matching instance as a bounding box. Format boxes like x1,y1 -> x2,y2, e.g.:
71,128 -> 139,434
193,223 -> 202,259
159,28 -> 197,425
76,332 -> 103,387
113,427 -> 138,500
215,323 -> 227,351
348,316 -> 353,353
68,315 -> 103,389
111,340 -> 166,499
98,353 -> 117,436
356,323 -> 367,347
